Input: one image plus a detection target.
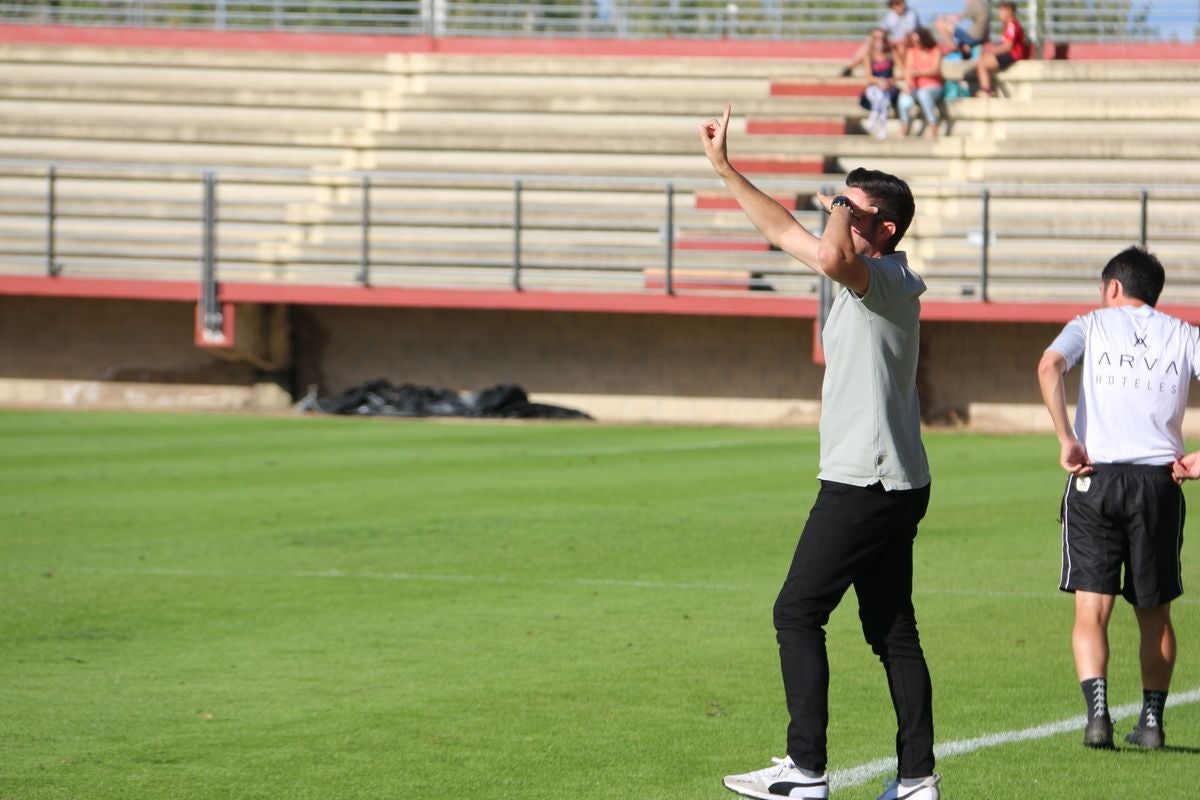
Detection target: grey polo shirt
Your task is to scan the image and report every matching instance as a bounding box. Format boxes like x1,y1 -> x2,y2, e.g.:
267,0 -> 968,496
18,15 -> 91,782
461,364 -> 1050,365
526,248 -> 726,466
817,251 -> 930,490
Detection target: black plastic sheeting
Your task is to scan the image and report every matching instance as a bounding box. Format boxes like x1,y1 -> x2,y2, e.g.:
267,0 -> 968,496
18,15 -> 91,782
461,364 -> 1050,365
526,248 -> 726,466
295,378 -> 592,420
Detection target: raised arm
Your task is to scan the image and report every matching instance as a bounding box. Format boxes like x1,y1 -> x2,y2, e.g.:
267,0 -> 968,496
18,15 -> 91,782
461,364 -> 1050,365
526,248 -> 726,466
699,105 -> 822,270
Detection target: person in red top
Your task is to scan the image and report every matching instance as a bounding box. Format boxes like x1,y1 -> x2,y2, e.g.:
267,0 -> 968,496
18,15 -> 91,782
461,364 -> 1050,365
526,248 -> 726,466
975,1 -> 1027,97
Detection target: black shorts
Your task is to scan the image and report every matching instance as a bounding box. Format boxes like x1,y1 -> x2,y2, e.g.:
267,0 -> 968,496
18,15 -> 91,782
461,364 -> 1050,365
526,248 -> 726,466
1059,464 -> 1185,606
997,52 -> 1017,70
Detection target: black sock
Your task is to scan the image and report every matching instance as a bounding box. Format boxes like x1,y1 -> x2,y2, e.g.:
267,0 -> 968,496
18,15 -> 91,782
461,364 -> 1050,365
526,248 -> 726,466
1081,677 -> 1108,721
1139,689 -> 1168,729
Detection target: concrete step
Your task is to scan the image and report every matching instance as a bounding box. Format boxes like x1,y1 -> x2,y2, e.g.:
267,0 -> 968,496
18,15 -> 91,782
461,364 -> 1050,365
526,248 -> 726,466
1020,80 -> 1200,100
0,61 -> 393,93
0,117 -> 367,148
9,110 -> 1199,168
0,44 -> 835,81
384,52 -> 846,80
389,92 -> 862,116
957,137 -> 1200,160
395,72 -> 769,100
0,173 -> 348,209
911,218 -> 1199,241
0,43 -> 388,72
353,148 -> 837,180
848,152 -> 1200,184
0,99 -> 373,131
0,137 -> 348,170
0,79 -> 395,111
954,158 -> 1200,184
913,242 -> 1200,269
1006,60 -> 1200,82
948,118 -> 1200,141
362,130 -> 799,159
948,96 -> 1200,121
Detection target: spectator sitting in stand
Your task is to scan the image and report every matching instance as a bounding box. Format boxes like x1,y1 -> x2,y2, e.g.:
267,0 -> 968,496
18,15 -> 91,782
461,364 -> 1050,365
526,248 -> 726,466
847,2 -> 918,75
935,0 -> 991,59
898,27 -> 945,138
842,27 -> 900,140
880,0 -> 921,74
976,1 -> 1028,96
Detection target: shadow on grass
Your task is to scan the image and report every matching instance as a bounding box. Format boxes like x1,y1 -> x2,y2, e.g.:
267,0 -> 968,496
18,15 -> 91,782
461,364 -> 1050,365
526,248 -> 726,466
1115,745 -> 1200,755
1159,745 -> 1200,755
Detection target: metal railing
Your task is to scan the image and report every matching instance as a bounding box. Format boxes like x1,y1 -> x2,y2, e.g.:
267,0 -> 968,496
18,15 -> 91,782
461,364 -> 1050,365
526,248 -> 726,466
1042,0 -> 1199,44
0,0 -> 1196,43
7,160 -> 1200,339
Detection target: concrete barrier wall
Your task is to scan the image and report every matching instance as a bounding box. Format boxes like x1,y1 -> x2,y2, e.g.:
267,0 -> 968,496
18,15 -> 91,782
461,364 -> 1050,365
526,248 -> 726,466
4,293 -> 1158,433
295,305 -> 822,400
922,320 -> 1070,417
1,295 -> 255,383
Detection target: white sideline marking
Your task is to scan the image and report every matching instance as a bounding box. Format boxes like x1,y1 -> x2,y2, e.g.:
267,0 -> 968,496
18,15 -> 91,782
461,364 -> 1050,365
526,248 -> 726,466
830,687 -> 1200,791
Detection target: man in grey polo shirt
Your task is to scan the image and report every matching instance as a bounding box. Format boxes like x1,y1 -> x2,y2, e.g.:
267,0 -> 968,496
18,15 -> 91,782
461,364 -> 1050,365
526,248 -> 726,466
700,106 -> 937,800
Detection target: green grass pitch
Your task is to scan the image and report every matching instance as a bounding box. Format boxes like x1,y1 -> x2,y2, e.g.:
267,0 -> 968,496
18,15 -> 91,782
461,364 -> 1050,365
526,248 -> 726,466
2,409 -> 1198,799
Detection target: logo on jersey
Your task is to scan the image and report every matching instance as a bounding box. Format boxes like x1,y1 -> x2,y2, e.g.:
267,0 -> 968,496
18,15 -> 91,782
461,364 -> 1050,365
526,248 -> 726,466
1093,347 -> 1181,395
1096,352 -> 1177,373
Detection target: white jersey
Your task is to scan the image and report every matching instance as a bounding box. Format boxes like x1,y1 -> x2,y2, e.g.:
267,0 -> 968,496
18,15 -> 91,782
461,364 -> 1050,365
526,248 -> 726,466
1048,304 -> 1200,464
881,7 -> 920,41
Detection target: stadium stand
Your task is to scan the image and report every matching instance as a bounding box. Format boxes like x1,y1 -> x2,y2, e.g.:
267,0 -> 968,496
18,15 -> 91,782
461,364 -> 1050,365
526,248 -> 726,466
2,22 -> 1200,427
2,38 -> 1199,306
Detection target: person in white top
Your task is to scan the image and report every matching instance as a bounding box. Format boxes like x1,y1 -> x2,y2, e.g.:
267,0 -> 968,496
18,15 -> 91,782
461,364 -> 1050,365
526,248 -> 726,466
1037,245 -> 1199,751
881,0 -> 921,69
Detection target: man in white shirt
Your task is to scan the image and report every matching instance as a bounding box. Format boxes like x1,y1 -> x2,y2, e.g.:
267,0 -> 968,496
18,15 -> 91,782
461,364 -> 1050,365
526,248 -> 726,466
1037,245 -> 1198,751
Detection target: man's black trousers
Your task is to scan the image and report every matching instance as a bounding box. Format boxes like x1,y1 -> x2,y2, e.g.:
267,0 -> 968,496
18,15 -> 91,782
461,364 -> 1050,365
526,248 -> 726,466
773,479 -> 934,778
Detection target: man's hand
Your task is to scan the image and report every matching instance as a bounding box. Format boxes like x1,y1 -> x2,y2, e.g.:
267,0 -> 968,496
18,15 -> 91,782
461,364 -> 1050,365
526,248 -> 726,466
1172,451 -> 1200,484
815,192 -> 878,219
1061,438 -> 1093,476
699,104 -> 733,175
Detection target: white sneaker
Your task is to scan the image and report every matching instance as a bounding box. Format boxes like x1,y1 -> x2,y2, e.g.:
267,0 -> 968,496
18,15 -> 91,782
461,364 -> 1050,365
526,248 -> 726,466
875,772 -> 941,800
723,756 -> 828,799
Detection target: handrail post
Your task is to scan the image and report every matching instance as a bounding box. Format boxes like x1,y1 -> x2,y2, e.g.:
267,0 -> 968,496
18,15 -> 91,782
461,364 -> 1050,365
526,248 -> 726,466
200,170 -> 223,340
512,179 -> 523,291
357,174 -> 371,287
665,182 -> 675,296
46,165 -> 60,277
980,187 -> 990,302
1139,188 -> 1149,248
